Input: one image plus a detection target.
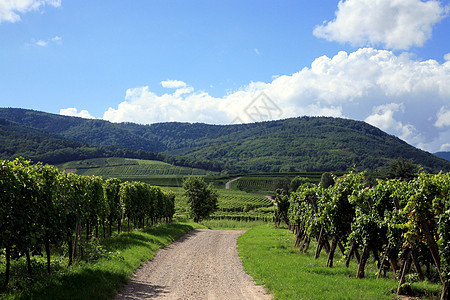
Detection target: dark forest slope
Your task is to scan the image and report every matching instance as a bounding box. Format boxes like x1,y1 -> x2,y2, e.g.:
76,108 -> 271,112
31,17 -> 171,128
434,151 -> 450,162
0,116 -> 220,171
1,108 -> 449,173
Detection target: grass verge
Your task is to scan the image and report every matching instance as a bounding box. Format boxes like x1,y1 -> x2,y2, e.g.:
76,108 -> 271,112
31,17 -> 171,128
200,219 -> 270,230
1,222 -> 197,300
237,225 -> 441,300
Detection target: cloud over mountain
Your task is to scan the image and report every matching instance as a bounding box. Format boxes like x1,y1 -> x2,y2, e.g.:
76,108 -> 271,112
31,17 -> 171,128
78,48 -> 449,152
60,108 -> 95,119
313,0 -> 448,50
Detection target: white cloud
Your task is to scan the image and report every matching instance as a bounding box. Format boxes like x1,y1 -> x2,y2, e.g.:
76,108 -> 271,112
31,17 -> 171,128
435,107 -> 450,128
173,87 -> 194,97
104,86 -> 231,124
35,40 -> 47,47
441,143 -> 450,151
161,80 -> 187,89
0,0 -> 61,23
32,35 -> 62,47
60,108 -> 95,119
365,103 -> 419,142
313,0 -> 447,50
254,48 -> 260,55
101,48 -> 450,152
365,103 -> 405,131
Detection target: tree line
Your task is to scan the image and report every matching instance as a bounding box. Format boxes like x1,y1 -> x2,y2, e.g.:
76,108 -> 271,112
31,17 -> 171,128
281,172 -> 449,299
0,158 -> 175,287
4,108 -> 450,174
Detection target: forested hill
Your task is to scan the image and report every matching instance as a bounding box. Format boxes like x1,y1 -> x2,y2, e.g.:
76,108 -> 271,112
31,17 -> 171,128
1,107 -> 449,173
0,116 -> 221,171
434,151 -> 450,161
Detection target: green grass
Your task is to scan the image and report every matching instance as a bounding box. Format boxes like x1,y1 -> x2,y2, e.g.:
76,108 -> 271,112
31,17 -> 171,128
0,222 -> 198,300
238,225 -> 402,300
200,219 -> 270,230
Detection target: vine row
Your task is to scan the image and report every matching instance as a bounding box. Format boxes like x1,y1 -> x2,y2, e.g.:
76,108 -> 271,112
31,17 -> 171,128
0,158 -> 175,287
286,172 -> 449,299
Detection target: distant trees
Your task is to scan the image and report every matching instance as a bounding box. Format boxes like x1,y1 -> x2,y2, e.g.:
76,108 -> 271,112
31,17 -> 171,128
386,158 -> 419,181
290,176 -> 310,192
273,177 -> 291,195
2,108 -> 450,174
183,176 -> 218,222
320,172 -> 335,188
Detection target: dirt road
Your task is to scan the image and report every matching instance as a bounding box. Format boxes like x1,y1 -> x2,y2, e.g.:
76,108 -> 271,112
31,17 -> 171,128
225,177 -> 241,189
115,229 -> 271,300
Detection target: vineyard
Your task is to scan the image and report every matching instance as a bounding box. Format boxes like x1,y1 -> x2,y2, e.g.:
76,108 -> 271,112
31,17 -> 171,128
234,172 -> 329,193
57,158 -> 217,177
0,158 -> 175,288
286,172 -> 450,299
235,177 -> 274,193
163,187 -> 274,221
216,190 -> 273,212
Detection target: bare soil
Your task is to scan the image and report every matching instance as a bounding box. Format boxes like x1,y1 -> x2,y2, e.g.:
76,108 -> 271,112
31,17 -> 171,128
115,229 -> 272,299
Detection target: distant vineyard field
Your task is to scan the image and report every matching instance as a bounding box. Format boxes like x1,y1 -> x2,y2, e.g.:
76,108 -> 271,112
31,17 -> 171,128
217,190 -> 272,211
118,176 -> 185,187
235,177 -> 274,193
57,158 -> 217,178
162,187 -> 274,218
230,172 -> 348,193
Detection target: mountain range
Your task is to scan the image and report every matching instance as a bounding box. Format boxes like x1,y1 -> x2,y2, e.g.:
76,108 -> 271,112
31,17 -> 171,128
0,107 -> 449,173
434,151 -> 450,162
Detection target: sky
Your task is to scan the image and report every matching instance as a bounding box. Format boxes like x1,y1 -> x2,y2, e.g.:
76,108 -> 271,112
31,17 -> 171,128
0,0 -> 449,153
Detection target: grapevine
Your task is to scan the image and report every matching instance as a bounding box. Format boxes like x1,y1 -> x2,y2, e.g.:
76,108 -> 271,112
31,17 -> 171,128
0,158 -> 175,287
287,171 -> 450,299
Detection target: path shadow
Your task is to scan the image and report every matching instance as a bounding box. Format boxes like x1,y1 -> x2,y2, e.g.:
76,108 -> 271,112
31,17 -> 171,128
115,229 -> 206,299
115,281 -> 169,299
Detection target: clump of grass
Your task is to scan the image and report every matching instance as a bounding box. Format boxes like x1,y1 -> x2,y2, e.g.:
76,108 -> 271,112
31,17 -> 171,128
237,225 -> 442,300
200,218 -> 269,230
0,222 -> 196,300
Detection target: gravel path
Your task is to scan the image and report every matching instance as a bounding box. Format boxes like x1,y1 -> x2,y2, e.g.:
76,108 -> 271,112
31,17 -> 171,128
115,229 -> 272,300
225,177 -> 241,189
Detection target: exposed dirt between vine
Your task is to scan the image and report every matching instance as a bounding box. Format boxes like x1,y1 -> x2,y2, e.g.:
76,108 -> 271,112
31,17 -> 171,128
115,229 -> 272,299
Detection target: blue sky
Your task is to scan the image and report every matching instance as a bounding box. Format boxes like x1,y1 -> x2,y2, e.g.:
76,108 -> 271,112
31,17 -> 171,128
0,0 -> 449,153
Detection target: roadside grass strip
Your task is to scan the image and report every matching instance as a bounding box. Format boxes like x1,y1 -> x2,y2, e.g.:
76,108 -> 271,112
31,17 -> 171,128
1,222 -> 197,300
200,219 -> 269,230
237,225 -> 442,300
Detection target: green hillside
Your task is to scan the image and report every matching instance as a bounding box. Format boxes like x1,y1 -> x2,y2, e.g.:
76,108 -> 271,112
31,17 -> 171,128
0,117 -> 104,163
435,151 -> 450,161
0,115 -> 221,171
57,157 -> 217,177
1,108 -> 449,173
